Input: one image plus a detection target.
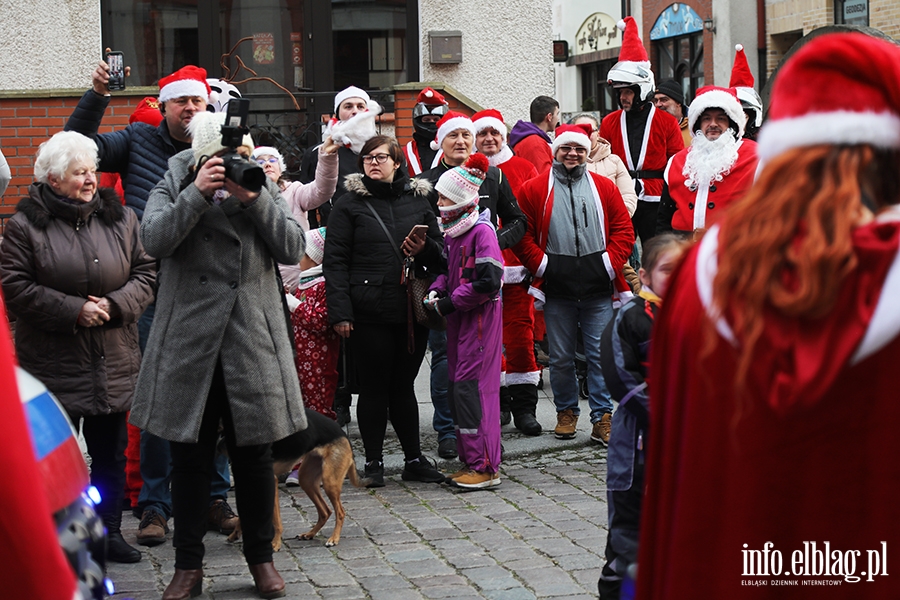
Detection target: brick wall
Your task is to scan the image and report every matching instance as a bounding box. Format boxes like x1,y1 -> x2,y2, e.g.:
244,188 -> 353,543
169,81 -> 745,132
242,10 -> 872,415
642,0 -> 715,86
0,94 -> 146,209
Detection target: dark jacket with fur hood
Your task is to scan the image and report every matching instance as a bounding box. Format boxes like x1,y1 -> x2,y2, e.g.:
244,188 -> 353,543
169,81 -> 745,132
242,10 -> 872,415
324,173 -> 444,325
0,184 -> 155,418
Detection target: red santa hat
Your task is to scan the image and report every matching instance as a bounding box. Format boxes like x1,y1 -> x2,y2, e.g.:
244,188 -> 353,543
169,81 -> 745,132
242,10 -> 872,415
551,123 -> 593,154
607,17 -> 654,101
729,44 -> 754,88
158,66 -> 213,104
688,86 -> 746,138
129,97 -> 164,127
431,111 -> 476,151
758,33 -> 900,161
416,87 -> 447,106
472,109 -> 507,142
616,16 -> 649,64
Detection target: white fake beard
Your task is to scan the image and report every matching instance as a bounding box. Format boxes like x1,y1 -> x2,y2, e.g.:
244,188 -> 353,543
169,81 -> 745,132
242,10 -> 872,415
683,130 -> 740,190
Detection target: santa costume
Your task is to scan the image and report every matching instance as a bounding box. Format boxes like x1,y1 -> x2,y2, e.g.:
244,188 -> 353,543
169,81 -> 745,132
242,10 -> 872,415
472,109 -> 542,432
658,86 -> 758,236
636,33 -> 900,600
403,87 -> 447,176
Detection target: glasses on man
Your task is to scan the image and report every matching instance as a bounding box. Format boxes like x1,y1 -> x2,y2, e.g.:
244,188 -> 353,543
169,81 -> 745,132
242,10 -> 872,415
256,157 -> 279,165
559,146 -> 587,155
362,153 -> 391,165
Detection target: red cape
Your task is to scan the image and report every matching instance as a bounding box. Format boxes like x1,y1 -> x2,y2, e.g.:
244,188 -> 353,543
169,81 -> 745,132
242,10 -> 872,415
637,217 -> 900,598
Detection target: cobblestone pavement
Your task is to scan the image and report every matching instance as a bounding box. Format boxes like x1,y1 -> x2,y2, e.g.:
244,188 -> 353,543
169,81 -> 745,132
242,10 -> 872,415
108,357 -> 611,599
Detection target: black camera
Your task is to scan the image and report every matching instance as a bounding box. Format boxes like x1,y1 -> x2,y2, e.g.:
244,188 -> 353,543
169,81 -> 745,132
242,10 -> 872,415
219,98 -> 266,193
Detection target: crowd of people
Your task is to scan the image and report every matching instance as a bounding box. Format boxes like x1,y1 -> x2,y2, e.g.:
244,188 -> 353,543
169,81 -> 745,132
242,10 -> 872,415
2,17 -> 899,600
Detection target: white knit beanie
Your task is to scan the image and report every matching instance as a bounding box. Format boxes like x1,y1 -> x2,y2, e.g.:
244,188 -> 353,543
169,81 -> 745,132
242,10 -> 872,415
189,111 -> 254,166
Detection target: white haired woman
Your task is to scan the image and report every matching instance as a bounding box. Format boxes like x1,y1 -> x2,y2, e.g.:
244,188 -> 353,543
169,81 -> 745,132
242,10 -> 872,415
0,130 -> 156,563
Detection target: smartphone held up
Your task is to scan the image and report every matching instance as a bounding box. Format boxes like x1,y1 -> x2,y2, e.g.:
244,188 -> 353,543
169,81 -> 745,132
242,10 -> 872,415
105,51 -> 125,91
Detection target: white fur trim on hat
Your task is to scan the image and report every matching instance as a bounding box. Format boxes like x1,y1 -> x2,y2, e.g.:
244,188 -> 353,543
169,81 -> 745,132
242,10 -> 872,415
431,116 -> 476,152
159,80 -> 210,104
688,88 -> 746,138
252,146 -> 285,171
473,116 -> 507,142
190,111 -> 254,167
757,110 -> 900,162
333,86 -> 371,113
551,130 -> 591,154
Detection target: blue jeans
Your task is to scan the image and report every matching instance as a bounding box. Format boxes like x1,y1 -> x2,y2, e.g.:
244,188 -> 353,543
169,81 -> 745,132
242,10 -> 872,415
543,295 -> 614,422
136,302 -> 231,519
428,329 -> 456,442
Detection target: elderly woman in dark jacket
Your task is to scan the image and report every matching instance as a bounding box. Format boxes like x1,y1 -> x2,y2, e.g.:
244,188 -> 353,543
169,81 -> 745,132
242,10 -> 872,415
324,135 -> 446,487
0,131 -> 155,563
130,111 -> 306,600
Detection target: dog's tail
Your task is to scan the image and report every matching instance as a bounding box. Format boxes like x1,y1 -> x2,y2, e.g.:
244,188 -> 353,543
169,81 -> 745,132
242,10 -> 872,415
344,442 -> 373,488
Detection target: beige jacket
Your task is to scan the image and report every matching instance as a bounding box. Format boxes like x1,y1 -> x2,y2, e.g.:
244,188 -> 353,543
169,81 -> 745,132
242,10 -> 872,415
586,138 -> 638,217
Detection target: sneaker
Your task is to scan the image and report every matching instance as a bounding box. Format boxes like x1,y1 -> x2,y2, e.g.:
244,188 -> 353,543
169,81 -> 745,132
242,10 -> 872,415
451,470 -> 501,490
285,469 -> 300,487
136,510 -> 169,547
591,413 -> 612,446
500,410 -> 512,426
364,460 -> 385,488
554,409 -> 578,439
401,455 -> 446,483
438,437 -> 457,459
207,499 -> 239,534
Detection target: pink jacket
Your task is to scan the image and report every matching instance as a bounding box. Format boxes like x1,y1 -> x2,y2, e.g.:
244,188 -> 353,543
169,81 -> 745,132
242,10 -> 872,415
586,138 -> 638,217
279,147 -> 338,291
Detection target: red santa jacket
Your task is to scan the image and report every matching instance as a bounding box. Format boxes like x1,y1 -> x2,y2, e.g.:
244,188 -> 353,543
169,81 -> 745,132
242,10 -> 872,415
664,139 -> 758,232
600,105 -> 683,202
512,134 -> 553,175
402,141 -> 443,176
637,217 -> 900,599
513,168 -> 634,307
495,153 -> 538,280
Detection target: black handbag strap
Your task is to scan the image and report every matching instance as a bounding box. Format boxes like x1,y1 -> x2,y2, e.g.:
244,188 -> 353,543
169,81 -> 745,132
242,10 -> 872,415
362,200 -> 404,265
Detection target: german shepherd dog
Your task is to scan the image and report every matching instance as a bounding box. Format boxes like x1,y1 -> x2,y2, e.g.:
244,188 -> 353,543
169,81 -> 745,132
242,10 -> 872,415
227,409 -> 369,550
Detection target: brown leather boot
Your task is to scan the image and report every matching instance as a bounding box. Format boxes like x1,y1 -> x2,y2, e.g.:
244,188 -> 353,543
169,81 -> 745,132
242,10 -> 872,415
249,562 -> 286,598
162,569 -> 203,599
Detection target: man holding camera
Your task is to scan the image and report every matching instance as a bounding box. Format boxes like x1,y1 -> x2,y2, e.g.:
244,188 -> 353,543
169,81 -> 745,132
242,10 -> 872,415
65,64 -> 239,548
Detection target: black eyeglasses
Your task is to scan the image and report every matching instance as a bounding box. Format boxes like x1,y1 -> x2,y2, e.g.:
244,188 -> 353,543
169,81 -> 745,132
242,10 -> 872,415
362,153 -> 391,165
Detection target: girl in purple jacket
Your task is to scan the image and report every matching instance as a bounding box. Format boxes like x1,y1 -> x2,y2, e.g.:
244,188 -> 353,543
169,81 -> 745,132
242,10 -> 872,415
426,154 -> 504,489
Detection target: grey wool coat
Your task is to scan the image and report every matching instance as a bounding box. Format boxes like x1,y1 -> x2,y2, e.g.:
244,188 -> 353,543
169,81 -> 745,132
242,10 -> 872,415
130,149 -> 308,446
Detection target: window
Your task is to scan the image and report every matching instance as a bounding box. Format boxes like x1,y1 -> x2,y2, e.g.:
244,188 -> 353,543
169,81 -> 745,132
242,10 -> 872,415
580,59 -> 618,117
654,33 -> 704,103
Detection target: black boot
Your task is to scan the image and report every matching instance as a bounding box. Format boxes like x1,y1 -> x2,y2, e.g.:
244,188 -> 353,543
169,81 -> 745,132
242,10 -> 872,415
333,388 -> 352,427
103,510 -> 142,563
510,384 -> 542,436
499,386 -> 512,426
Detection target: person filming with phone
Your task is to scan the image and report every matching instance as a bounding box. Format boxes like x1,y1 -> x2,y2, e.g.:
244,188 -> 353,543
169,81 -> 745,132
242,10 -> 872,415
129,108 -> 305,599
323,135 -> 447,488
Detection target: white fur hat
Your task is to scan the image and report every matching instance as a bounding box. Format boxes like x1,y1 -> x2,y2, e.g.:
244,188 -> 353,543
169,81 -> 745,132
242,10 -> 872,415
252,146 -> 285,171
334,86 -> 370,113
189,111 -> 254,166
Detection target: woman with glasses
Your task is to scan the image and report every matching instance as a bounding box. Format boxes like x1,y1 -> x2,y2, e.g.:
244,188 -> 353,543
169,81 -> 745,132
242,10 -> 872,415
253,139 -> 338,293
323,135 -> 446,488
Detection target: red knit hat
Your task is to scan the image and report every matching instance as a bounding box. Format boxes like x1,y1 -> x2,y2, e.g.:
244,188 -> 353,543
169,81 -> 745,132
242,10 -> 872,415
158,65 -> 211,103
472,109 -> 507,141
757,33 -> 900,161
551,123 -> 592,154
431,111 -> 476,151
729,44 -> 754,88
616,16 -> 649,63
687,86 -> 746,138
416,87 -> 447,106
129,97 -> 163,127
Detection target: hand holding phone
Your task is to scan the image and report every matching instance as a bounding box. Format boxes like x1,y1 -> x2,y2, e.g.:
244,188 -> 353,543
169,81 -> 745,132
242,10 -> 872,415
402,224 -> 429,256
105,51 -> 126,91
408,224 -> 429,242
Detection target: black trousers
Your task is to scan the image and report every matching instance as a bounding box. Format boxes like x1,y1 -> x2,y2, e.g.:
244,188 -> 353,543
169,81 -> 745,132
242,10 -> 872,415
169,361 -> 275,569
598,463 -> 645,600
632,200 -> 659,251
351,321 -> 428,463
70,411 -> 128,525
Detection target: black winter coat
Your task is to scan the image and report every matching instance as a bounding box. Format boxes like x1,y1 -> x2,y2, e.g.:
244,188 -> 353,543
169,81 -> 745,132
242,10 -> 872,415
324,173 -> 443,326
0,185 -> 156,418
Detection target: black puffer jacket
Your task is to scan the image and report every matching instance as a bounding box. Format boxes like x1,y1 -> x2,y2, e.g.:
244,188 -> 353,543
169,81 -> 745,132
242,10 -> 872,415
0,185 -> 156,418
324,173 -> 443,325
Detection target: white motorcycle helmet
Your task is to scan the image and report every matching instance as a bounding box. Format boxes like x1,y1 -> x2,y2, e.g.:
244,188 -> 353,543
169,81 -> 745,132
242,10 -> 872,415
735,86 -> 763,128
607,61 -> 656,104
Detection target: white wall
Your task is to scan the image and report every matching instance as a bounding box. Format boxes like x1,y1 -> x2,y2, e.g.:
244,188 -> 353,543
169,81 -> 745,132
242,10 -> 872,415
420,0 -> 554,123
712,0 -> 759,88
0,0 -> 100,91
